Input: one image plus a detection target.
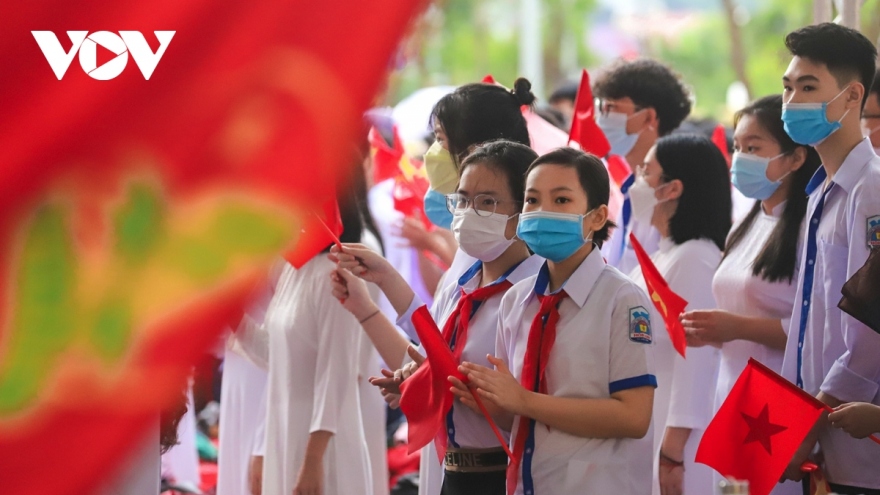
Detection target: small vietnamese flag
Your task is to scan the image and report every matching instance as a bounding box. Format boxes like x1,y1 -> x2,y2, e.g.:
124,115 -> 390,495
398,306 -> 512,459
568,68 -> 611,158
399,306 -> 462,455
606,154 -> 632,189
712,124 -> 731,167
630,233 -> 688,357
369,124 -> 405,185
284,197 -> 342,269
696,359 -> 827,495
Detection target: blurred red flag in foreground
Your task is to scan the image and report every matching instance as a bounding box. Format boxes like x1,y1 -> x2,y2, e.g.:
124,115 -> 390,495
0,1 -> 426,494
696,359 -> 826,495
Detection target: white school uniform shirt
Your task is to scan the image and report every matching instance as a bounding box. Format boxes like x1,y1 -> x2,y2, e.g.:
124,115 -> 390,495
261,257 -> 373,495
711,202 -> 802,495
499,248 -> 657,495
628,237 -> 721,495
780,138 -> 880,488
396,253 -> 545,495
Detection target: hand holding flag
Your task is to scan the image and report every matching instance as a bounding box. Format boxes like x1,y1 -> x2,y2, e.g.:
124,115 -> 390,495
630,233 -> 689,357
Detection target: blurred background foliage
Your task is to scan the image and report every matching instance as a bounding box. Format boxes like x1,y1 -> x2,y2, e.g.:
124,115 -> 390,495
385,0 -> 880,123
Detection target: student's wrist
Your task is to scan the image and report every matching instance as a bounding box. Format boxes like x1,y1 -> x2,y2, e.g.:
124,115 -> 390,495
518,389 -> 539,419
355,304 -> 380,323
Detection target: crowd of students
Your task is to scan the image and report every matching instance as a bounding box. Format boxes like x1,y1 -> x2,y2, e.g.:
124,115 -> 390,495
215,21 -> 880,495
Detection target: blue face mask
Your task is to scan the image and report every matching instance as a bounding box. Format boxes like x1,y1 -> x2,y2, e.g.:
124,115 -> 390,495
596,110 -> 645,156
731,151 -> 789,200
782,87 -> 850,146
516,210 -> 593,263
424,188 -> 453,229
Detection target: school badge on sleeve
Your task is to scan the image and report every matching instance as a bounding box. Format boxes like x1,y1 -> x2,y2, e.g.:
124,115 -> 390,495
629,306 -> 652,344
868,215 -> 880,249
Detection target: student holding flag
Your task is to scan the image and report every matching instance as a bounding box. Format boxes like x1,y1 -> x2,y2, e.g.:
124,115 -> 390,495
680,95 -> 820,495
258,160 -> 383,495
776,23 -> 880,493
591,59 -> 693,273
456,148 -> 657,494
626,135 -> 731,495
331,140 -> 544,495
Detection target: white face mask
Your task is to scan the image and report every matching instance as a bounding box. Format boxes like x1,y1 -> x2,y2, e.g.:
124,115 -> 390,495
627,175 -> 671,225
452,209 -> 517,262
596,110 -> 646,157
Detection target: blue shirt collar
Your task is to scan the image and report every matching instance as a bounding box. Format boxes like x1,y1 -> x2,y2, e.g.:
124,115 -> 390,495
457,258 -> 526,291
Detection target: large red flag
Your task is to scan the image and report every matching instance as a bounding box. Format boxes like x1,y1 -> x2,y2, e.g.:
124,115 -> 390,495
630,233 -> 688,357
0,2 -> 426,494
568,68 -> 611,158
696,359 -> 827,495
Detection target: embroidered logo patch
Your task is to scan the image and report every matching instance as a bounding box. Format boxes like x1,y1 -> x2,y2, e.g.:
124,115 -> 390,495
868,215 -> 880,249
629,306 -> 652,344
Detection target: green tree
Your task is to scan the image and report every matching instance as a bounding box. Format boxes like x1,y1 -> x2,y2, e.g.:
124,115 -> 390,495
386,0 -> 596,105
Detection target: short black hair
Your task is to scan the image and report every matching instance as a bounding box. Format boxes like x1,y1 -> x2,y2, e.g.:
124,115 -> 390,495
460,140 -> 538,207
785,23 -> 877,109
872,68 -> 880,96
726,95 -> 821,282
548,81 -> 578,104
654,134 -> 731,251
432,78 -> 534,169
525,147 -> 616,246
593,58 -> 692,136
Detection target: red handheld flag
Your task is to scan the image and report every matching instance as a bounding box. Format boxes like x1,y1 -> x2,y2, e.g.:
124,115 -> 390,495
285,198 -> 343,269
629,233 -> 688,357
369,124 -> 405,185
696,359 -> 827,495
398,306 -> 512,458
712,124 -> 731,167
568,69 -> 611,158
606,154 -> 632,189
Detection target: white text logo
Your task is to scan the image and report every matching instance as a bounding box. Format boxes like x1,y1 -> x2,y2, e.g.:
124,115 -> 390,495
32,31 -> 175,80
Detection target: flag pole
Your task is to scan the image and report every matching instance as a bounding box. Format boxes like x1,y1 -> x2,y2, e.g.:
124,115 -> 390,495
469,388 -> 514,458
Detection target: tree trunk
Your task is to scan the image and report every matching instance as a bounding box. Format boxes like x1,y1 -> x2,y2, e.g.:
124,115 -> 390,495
721,0 -> 752,101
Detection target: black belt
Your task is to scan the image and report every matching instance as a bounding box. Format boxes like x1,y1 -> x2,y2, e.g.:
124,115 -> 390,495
444,446 -> 508,473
